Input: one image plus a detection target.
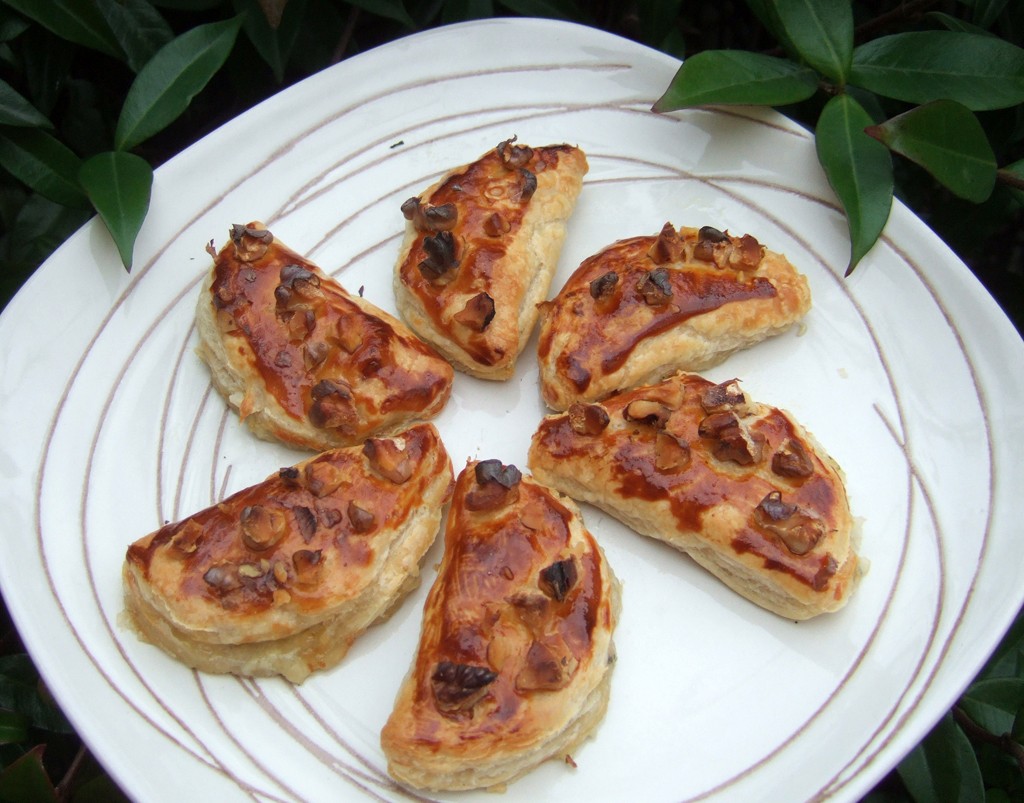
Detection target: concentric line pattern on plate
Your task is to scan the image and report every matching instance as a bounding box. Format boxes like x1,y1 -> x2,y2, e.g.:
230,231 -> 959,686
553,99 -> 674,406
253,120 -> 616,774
1,18 -> 1021,803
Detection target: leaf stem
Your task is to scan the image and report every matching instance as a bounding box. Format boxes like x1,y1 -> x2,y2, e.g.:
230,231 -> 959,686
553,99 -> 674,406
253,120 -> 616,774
55,744 -> 88,802
952,705 -> 1024,775
997,168 -> 1024,191
853,0 -> 943,41
332,5 -> 361,64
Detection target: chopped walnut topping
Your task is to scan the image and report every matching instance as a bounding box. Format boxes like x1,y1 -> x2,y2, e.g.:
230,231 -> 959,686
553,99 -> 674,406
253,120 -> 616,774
278,466 -> 301,485
623,399 -> 672,428
229,223 -> 273,262
589,271 -> 619,300
509,591 -> 550,631
239,505 -> 287,551
731,233 -> 763,270
347,500 -> 375,533
638,268 -> 673,306
292,505 -> 317,543
655,432 -> 692,472
648,222 -> 683,265
275,264 -> 322,309
432,661 -> 497,713
363,437 -> 413,484
518,168 -> 537,202
302,340 -> 329,371
292,549 -> 323,586
238,562 -> 263,579
334,316 -> 364,354
170,520 -> 204,555
539,558 -> 577,602
418,230 -> 460,282
567,402 -> 610,436
453,292 -> 495,332
772,438 -> 815,479
701,379 -> 745,412
303,460 -> 344,498
483,211 -> 510,237
698,411 -> 764,465
308,379 -> 357,432
516,635 -> 579,691
496,136 -> 533,169
465,459 -> 521,511
693,225 -> 729,262
203,564 -> 239,592
284,308 -> 315,342
754,491 -> 825,555
401,197 -> 458,232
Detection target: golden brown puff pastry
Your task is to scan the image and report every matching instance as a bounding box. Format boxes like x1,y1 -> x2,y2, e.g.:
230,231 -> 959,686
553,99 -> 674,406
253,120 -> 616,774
380,459 -> 620,791
122,424 -> 454,683
536,223 -> 812,410
196,222 -> 453,451
528,373 -> 859,620
394,137 -> 588,380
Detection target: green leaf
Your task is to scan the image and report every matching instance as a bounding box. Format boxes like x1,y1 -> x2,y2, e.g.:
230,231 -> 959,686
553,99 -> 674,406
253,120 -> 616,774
897,713 -> 986,803
744,0 -> 800,57
0,710 -> 28,744
114,16 -> 242,151
0,655 -> 73,734
960,678 -> 1024,736
763,0 -> 853,83
814,93 -> 893,275
652,50 -> 818,111
345,0 -> 416,26
0,79 -> 51,128
636,0 -> 683,48
850,31 -> 1024,111
970,0 -> 1009,28
496,0 -> 589,22
925,11 -> 994,36
866,100 -> 996,203
0,195 -> 90,302
0,127 -> 89,207
0,0 -> 123,60
96,0 -> 174,73
441,0 -> 495,23
78,151 -> 153,271
0,746 -> 57,802
234,0 -> 308,83
979,607 -> 1024,679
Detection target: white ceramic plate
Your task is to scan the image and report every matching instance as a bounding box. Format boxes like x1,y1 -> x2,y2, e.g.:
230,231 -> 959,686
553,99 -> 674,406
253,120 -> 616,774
2,18 -> 1023,802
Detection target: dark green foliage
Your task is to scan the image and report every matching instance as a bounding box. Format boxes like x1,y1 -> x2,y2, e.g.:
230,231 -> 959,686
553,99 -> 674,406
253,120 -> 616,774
0,1 -> 1021,800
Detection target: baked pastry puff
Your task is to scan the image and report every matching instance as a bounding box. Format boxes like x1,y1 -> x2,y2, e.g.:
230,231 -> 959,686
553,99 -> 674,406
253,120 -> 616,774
528,373 -> 860,620
381,459 -> 620,791
196,222 -> 453,451
123,423 -> 453,683
537,223 -> 811,409
394,137 -> 587,380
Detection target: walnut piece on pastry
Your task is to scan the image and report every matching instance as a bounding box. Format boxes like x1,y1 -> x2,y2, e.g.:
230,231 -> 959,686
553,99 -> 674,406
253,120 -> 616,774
122,423 -> 454,683
394,137 -> 588,380
536,223 -> 812,410
528,373 -> 859,620
380,459 -> 620,792
195,222 -> 453,451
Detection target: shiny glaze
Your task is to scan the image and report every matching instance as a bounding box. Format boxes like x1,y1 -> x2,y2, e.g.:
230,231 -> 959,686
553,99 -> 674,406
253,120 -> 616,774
210,233 -> 451,426
400,464 -> 606,746
398,145 -> 579,367
532,374 -> 842,589
537,233 -> 777,392
125,425 -> 443,617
